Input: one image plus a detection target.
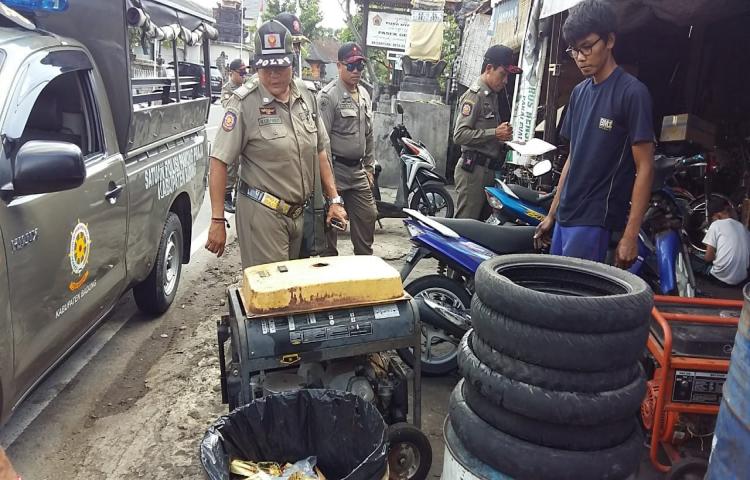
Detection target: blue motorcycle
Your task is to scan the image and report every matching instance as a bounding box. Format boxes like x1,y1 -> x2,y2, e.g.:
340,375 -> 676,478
484,155 -> 705,297
397,209 -> 536,375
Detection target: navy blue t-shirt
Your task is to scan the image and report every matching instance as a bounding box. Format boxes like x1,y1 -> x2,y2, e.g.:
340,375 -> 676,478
558,67 -> 654,230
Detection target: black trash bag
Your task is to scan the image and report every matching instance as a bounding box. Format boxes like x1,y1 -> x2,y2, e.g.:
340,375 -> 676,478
200,389 -> 388,480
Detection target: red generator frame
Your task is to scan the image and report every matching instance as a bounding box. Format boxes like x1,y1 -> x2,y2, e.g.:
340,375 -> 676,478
642,295 -> 745,474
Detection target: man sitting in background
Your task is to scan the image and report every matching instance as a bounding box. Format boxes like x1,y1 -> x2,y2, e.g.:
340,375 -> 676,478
700,197 -> 750,286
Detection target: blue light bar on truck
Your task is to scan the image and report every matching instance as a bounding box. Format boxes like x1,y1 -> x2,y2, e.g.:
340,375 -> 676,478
0,0 -> 68,12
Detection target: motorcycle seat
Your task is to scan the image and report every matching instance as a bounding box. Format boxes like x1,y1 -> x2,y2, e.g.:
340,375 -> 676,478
433,218 -> 536,254
508,184 -> 556,208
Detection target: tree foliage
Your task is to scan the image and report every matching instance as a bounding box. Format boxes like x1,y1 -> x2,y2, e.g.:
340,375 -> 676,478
261,0 -> 324,41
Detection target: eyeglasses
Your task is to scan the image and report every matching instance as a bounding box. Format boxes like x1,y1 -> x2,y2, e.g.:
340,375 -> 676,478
345,62 -> 365,72
233,69 -> 247,76
565,37 -> 603,59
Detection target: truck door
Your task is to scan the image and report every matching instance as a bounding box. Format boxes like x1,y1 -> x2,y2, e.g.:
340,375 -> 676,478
0,49 -> 128,398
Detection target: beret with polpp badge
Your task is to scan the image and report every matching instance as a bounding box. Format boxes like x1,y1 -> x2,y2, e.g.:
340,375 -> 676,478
253,20 -> 294,69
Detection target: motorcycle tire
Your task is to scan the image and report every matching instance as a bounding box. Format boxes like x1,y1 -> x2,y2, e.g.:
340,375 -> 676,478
456,379 -> 636,452
396,275 -> 470,376
449,389 -> 644,480
409,183 -> 455,218
474,254 -> 653,334
468,330 -> 642,393
457,333 -> 646,425
472,297 -> 650,372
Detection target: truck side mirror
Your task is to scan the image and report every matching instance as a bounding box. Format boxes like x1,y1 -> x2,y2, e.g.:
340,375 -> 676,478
532,159 -> 552,177
12,141 -> 85,195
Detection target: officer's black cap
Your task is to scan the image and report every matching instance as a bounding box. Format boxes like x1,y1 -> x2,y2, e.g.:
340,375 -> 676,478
338,42 -> 366,63
253,20 -> 294,69
229,59 -> 246,71
484,45 -> 522,74
274,12 -> 309,43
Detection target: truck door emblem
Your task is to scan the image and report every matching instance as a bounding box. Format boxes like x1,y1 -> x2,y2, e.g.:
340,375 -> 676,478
11,228 -> 38,252
69,220 -> 91,275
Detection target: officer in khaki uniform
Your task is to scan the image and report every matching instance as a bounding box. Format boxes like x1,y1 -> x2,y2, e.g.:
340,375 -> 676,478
205,20 -> 347,268
221,58 -> 247,214
453,45 -> 522,220
318,42 -> 378,256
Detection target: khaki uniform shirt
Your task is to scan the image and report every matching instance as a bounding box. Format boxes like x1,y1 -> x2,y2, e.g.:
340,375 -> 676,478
220,80 -> 242,108
318,79 -> 373,190
453,78 -> 504,160
211,77 -> 328,205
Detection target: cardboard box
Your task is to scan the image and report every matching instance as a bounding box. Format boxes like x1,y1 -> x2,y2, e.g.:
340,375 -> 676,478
660,113 -> 717,150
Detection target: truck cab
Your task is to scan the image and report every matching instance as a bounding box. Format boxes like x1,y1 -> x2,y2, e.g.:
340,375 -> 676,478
0,0 -> 216,425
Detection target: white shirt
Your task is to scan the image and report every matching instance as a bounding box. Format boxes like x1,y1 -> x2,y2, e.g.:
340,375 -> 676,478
703,218 -> 750,285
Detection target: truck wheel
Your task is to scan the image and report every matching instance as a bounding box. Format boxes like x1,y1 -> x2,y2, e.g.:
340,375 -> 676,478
387,422 -> 432,480
134,212 -> 183,315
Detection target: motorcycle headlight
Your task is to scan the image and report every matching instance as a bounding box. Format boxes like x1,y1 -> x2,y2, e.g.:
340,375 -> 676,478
485,191 -> 503,210
348,377 -> 376,403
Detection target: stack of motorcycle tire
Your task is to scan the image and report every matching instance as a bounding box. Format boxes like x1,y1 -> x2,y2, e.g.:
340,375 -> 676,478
448,255 -> 653,480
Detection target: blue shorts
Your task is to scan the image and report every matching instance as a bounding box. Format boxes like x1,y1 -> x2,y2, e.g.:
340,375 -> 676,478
551,223 -> 611,263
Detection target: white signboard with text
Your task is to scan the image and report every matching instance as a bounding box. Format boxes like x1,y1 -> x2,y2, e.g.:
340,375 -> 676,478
366,11 -> 410,50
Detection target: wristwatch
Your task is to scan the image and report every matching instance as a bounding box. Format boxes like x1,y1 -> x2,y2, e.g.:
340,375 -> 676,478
328,195 -> 344,206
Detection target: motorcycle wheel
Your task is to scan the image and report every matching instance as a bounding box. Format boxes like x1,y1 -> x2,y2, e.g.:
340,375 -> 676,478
397,275 -> 471,376
409,183 -> 455,218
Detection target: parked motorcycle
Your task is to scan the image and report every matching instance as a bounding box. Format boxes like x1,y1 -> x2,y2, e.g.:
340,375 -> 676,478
372,104 -> 454,219
398,209 -> 536,375
485,159 -> 556,226
484,154 -> 704,297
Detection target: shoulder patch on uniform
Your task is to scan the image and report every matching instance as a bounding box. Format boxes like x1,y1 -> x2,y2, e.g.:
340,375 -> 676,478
222,111 -> 237,132
319,96 -> 330,110
469,84 -> 480,93
234,80 -> 258,99
321,81 -> 336,94
461,101 -> 473,116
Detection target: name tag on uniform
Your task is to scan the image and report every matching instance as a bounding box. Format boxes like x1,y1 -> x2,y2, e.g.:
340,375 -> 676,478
259,117 -> 283,126
599,117 -> 614,131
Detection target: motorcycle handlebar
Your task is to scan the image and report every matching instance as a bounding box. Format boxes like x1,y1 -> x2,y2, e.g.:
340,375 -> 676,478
679,154 -> 707,168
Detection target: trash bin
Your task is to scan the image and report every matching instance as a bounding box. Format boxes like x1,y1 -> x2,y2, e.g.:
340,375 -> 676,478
200,389 -> 389,480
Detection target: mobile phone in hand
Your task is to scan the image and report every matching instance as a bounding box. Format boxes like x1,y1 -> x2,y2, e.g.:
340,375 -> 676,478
330,218 -> 347,231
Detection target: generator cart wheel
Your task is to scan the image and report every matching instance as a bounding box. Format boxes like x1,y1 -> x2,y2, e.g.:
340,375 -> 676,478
387,422 -> 432,480
665,457 -> 708,480
134,212 -> 183,314
397,275 -> 471,376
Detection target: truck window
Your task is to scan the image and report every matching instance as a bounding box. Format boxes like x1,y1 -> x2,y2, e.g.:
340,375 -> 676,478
16,70 -> 102,158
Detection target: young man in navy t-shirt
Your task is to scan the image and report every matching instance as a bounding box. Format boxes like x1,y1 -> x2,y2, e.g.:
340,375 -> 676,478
534,0 -> 655,267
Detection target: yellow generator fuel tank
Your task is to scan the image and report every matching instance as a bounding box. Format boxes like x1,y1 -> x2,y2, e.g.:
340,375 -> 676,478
240,256 -> 405,316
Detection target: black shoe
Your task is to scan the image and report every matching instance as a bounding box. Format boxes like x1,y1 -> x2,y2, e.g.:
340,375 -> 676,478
224,194 -> 236,214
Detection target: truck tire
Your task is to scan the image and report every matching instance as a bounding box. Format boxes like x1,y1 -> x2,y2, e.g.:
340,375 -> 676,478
133,212 -> 183,315
472,297 -> 650,372
474,255 -> 653,333
397,275 -> 471,376
457,335 -> 646,425
468,331 -> 641,393
449,389 -> 643,480
457,379 -> 635,451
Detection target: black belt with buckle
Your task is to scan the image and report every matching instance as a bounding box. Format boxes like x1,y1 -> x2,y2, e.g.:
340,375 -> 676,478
237,181 -> 304,219
333,155 -> 362,167
463,150 -> 503,170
